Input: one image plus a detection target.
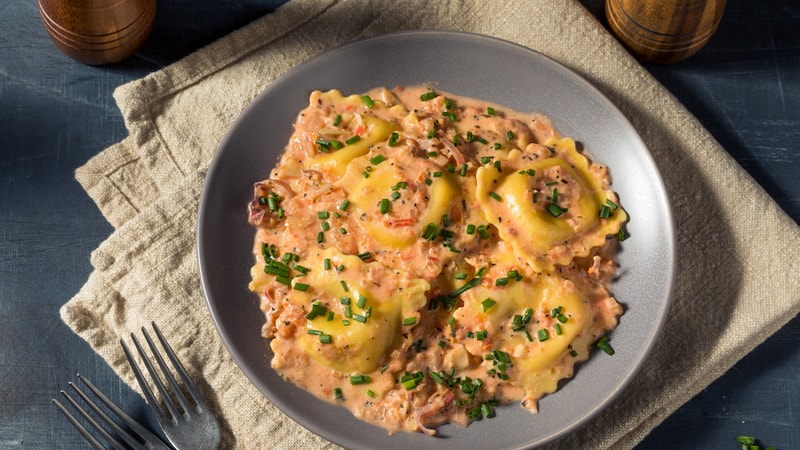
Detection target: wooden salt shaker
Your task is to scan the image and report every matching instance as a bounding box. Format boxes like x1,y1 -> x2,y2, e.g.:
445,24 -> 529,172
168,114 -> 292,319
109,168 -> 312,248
39,0 -> 156,66
605,0 -> 726,63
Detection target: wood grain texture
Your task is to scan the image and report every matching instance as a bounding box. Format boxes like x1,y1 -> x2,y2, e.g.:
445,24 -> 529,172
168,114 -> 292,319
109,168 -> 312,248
38,0 -> 156,65
606,0 -> 726,63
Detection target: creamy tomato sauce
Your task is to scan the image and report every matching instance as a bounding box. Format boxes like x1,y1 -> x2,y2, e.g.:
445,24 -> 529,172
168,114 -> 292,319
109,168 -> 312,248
247,86 -> 626,434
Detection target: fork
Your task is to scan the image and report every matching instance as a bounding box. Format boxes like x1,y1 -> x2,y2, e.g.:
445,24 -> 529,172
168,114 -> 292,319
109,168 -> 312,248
53,373 -> 170,449
121,322 -> 222,450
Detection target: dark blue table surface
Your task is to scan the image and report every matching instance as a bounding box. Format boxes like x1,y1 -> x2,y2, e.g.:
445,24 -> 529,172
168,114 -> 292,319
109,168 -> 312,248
1,1 -> 797,448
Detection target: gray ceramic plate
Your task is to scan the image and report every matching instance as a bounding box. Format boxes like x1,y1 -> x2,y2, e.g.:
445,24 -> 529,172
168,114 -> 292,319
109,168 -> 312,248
198,31 -> 675,449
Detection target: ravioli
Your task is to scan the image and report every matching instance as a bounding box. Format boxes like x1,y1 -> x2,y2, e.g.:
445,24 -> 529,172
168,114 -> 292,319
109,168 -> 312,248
247,86 -> 626,435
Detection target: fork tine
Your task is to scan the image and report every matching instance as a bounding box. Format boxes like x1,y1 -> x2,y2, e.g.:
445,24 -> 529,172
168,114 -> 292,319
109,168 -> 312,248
127,331 -> 183,422
141,325 -> 193,414
76,374 -> 169,448
52,395 -> 109,450
121,336 -> 172,424
149,322 -> 210,411
56,388 -> 129,450
67,378 -> 141,449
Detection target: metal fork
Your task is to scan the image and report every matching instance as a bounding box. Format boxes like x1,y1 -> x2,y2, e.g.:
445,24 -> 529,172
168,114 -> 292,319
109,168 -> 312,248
121,322 -> 222,450
53,373 -> 170,449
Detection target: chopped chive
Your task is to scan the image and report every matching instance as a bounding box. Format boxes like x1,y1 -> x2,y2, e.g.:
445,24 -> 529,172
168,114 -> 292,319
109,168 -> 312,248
352,314 -> 367,323
495,277 -> 509,287
323,258 -> 331,270
336,264 -> 345,272
424,178 -> 432,185
448,316 -> 456,337
533,190 -> 539,203
444,98 -> 453,110
420,91 -> 437,101
448,277 -> 481,298
333,114 -> 342,126
321,221 -> 330,231
466,224 -> 476,235
357,295 -> 367,309
292,264 -> 311,274
606,199 -> 618,209
438,340 -> 447,348
326,311 -> 334,321
475,330 -> 487,340
527,169 -> 536,176
555,323 -> 563,335
599,205 -> 613,219
257,196 -> 268,205
293,282 -> 310,291
345,135 -> 361,145
379,198 -> 390,214
317,211 -> 329,219
370,154 -> 387,165
493,143 -> 502,150
307,329 -> 322,335
552,188 -> 559,203
481,298 -> 497,312
433,171 -> 442,178
506,131 -> 514,141
480,156 -> 492,165
454,272 -> 468,280
546,203 -> 567,217
275,275 -> 292,285
317,231 -> 324,242
595,336 -> 615,355
339,227 -> 347,234
618,229 -> 626,241
447,163 -> 456,173
427,129 -> 436,139
344,304 -> 352,318
460,163 -> 468,177
452,135 -> 460,146
537,329 -> 549,342
388,132 -> 400,146
350,374 -> 371,385
330,140 -> 343,150
477,225 -> 490,239
340,280 -> 349,292
339,199 -> 350,211
487,107 -> 495,116
333,387 -> 343,399
402,317 -> 417,326
488,192 -> 502,201
361,95 -> 375,107
493,160 -> 502,172
340,297 -> 351,305
319,334 -> 332,344
421,223 -> 439,240
476,136 -> 488,145
442,111 -> 457,121
557,313 -> 568,323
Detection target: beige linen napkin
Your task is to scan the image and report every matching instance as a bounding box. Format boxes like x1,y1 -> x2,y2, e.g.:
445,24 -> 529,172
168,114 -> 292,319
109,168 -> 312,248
62,0 -> 800,448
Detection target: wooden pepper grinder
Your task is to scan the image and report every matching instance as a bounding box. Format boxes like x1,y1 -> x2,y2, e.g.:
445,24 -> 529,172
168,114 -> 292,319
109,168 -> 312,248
606,0 -> 726,63
39,0 -> 156,66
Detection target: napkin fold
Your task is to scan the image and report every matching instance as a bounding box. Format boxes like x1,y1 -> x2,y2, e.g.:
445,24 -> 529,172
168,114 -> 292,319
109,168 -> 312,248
62,0 -> 800,448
